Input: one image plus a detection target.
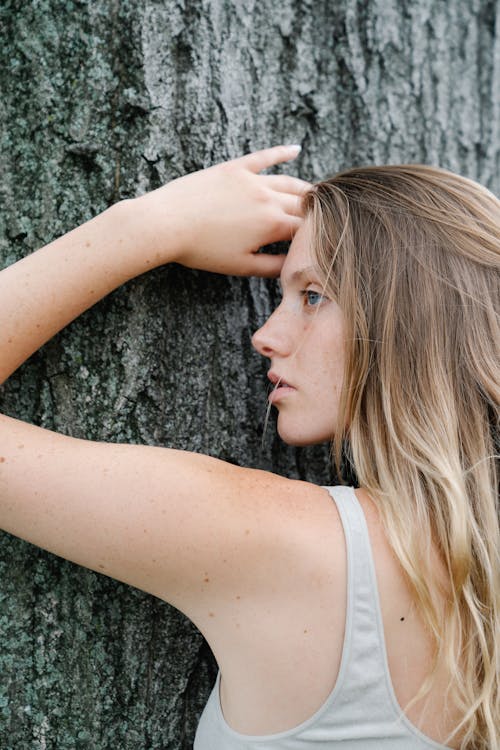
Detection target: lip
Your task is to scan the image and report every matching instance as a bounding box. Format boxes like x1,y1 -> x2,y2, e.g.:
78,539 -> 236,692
267,370 -> 295,389
267,371 -> 296,404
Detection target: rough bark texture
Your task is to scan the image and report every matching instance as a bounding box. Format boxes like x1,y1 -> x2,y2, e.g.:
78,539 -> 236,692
0,1 -> 498,748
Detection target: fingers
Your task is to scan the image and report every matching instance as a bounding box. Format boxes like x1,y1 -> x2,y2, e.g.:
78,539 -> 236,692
284,214 -> 303,234
264,174 -> 313,196
241,144 -> 302,173
249,253 -> 287,278
245,212 -> 302,277
274,192 -> 307,218
266,213 -> 303,244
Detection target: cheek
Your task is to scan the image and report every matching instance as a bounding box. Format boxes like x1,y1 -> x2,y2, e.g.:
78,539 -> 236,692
317,336 -> 345,385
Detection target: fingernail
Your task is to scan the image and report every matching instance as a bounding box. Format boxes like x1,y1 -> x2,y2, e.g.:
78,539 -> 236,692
287,144 -> 302,153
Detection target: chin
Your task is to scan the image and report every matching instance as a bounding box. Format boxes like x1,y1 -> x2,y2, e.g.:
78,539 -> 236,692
279,433 -> 320,447
277,421 -> 334,447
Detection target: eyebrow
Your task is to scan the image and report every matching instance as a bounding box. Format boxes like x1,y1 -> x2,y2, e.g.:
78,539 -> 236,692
279,265 -> 322,289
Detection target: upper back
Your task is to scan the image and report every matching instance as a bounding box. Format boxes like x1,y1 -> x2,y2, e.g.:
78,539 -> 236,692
194,484 -> 464,749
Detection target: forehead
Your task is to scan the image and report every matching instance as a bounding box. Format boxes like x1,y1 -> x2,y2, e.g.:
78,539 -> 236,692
280,220 -> 320,285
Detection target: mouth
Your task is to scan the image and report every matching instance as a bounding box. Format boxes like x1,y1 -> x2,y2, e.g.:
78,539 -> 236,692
267,371 -> 296,403
267,371 -> 295,389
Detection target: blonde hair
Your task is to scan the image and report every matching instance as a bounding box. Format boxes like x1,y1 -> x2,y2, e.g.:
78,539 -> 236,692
303,165 -> 499,749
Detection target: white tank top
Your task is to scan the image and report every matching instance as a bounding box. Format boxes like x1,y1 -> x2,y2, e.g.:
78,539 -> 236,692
194,485 -> 453,749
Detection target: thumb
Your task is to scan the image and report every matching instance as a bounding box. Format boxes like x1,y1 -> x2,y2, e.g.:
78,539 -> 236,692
248,252 -> 287,278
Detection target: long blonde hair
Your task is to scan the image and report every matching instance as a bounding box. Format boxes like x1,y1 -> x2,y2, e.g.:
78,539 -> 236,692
303,165 -> 499,749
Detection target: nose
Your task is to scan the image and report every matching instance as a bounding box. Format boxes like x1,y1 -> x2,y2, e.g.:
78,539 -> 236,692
251,304 -> 292,359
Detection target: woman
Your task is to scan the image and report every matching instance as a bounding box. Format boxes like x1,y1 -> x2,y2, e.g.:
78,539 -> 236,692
0,145 -> 498,749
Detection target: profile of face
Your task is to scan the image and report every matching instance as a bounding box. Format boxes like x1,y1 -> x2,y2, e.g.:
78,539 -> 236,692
251,219 -> 345,447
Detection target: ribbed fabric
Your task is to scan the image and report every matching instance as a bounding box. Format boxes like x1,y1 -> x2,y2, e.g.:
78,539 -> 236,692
194,485 -> 451,749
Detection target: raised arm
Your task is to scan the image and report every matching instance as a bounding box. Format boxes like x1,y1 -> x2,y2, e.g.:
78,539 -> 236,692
0,147 -> 331,639
0,145 -> 307,385
0,203 -> 143,385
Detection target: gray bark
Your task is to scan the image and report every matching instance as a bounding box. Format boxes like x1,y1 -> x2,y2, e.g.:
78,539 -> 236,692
0,0 -> 498,748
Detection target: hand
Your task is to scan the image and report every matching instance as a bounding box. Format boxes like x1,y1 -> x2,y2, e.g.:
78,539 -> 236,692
131,145 -> 312,277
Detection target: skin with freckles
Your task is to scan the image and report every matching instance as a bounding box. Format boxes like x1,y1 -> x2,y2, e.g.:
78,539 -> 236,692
252,218 -> 345,447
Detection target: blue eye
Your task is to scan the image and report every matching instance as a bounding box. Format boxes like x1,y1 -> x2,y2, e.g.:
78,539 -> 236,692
303,290 -> 325,307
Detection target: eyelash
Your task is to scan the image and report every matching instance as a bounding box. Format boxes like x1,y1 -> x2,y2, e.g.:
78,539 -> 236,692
301,289 -> 325,308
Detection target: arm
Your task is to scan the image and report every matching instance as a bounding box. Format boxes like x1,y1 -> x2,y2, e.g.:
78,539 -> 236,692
0,145 -> 306,385
0,202 -> 147,385
0,146 -> 322,631
0,412 -> 325,622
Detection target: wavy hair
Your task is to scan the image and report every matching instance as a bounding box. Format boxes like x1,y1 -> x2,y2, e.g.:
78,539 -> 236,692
302,165 -> 499,749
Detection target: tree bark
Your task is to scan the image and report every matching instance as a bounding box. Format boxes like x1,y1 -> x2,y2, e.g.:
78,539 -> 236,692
0,1 -> 498,748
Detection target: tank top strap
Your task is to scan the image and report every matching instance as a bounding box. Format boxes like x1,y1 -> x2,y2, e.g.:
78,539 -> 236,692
322,485 -> 397,724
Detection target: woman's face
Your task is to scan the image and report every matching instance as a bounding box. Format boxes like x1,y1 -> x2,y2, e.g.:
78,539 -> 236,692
252,219 -> 345,447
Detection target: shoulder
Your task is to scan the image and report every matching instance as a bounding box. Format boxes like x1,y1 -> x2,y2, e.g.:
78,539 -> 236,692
234,473 -> 346,570
176,469 -> 345,620
188,475 -> 347,667
185,469 -> 344,590
247,473 -> 344,535
199,466 -> 343,552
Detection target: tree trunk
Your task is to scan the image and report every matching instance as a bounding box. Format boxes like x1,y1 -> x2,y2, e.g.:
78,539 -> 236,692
0,1 -> 498,748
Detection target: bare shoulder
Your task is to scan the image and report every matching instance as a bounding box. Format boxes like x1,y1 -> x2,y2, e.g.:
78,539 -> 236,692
181,475 -> 345,629
193,477 -> 347,683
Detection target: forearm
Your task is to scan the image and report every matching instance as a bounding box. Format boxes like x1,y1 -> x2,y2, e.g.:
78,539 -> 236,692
0,146 -> 306,387
0,199 -> 172,385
